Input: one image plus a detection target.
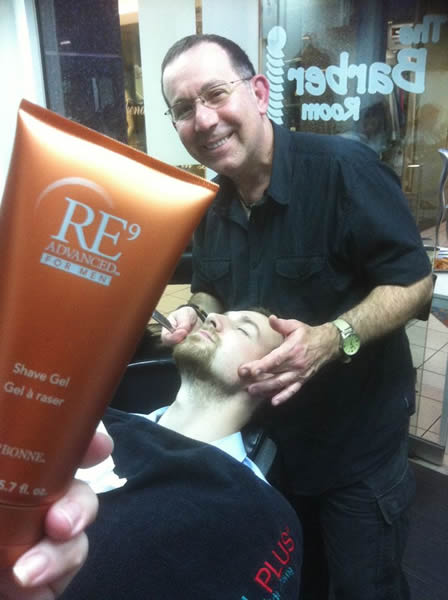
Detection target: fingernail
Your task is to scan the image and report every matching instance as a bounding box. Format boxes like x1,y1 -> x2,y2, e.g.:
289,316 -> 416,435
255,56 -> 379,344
56,499 -> 82,533
255,369 -> 262,376
14,552 -> 49,586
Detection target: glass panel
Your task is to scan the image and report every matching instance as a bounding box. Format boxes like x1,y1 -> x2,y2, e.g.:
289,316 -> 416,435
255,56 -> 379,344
120,9 -> 147,152
260,0 -> 448,234
36,0 -> 129,145
36,0 -> 205,166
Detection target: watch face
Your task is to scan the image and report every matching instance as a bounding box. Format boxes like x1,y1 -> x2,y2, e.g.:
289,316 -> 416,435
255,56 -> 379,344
343,334 -> 361,356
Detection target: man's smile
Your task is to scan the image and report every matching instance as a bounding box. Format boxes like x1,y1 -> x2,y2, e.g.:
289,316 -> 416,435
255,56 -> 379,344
203,134 -> 232,151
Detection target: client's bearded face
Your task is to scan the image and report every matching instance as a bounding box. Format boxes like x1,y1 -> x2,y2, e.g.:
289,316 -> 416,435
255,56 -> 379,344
172,328 -> 218,382
172,311 -> 283,394
173,327 -> 243,395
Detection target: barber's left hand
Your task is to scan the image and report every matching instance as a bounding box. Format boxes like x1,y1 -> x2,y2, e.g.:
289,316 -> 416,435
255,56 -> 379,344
238,315 -> 339,406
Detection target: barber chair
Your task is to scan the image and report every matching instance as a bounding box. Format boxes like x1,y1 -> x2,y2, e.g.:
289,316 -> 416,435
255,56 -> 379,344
109,243 -> 279,479
110,324 -> 179,414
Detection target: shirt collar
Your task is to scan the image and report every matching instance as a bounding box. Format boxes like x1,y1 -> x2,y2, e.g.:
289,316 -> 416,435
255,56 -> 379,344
212,121 -> 292,213
212,430 -> 248,462
145,407 -> 266,482
146,407 -> 248,460
266,121 -> 293,206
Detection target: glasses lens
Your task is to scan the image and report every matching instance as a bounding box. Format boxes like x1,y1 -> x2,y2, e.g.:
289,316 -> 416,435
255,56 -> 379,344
171,102 -> 194,122
169,81 -> 239,122
202,83 -> 232,108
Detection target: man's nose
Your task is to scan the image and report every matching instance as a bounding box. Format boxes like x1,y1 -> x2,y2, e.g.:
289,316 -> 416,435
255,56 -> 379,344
193,101 -> 219,131
205,312 -> 223,331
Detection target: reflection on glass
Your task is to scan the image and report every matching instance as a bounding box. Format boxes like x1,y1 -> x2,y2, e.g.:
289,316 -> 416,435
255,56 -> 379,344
36,0 -> 128,144
261,1 -> 448,232
119,0 -> 146,153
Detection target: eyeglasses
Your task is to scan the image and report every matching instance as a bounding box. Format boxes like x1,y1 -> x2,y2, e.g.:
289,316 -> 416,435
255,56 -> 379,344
164,77 -> 252,123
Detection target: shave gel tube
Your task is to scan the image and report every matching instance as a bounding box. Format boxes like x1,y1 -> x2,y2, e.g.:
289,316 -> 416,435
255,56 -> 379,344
0,100 -> 218,567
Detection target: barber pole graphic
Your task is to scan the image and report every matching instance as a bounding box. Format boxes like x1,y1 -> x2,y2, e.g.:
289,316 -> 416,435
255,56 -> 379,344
266,26 -> 287,125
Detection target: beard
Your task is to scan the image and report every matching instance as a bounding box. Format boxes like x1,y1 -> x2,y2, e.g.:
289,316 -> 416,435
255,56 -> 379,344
173,332 -> 241,395
173,332 -> 216,382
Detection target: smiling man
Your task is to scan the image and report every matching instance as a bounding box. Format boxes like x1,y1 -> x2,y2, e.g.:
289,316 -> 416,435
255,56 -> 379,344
161,38 -> 272,203
160,33 -> 433,600
59,309 -> 302,600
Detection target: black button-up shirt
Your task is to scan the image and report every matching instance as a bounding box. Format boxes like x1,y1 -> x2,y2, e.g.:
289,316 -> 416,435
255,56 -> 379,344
192,123 -> 431,493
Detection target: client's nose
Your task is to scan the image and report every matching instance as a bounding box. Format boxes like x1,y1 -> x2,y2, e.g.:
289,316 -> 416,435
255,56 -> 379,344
205,312 -> 222,331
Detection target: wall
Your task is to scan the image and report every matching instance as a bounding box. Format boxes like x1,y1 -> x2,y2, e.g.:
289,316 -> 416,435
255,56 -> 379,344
202,0 -> 259,71
138,0 -> 197,166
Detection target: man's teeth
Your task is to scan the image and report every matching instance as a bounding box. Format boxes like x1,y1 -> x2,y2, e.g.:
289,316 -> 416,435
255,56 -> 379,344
207,135 -> 230,150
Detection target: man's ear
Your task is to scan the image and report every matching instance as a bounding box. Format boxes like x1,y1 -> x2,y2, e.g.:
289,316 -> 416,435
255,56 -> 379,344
251,74 -> 270,115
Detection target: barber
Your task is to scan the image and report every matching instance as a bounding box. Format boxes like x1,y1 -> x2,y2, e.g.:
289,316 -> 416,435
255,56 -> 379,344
161,34 -> 433,599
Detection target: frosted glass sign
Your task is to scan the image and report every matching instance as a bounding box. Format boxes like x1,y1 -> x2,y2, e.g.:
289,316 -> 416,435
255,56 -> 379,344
264,14 -> 446,125
261,0 -> 448,234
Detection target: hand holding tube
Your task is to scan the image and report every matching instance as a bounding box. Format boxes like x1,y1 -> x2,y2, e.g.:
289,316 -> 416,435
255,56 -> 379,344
0,431 -> 113,599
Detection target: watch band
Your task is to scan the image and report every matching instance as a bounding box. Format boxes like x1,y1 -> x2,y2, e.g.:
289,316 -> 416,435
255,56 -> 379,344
332,318 -> 353,337
331,318 -> 360,363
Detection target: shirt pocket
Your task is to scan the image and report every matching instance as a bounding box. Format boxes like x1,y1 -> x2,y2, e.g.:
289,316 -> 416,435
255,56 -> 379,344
276,256 -> 327,280
199,258 -> 230,280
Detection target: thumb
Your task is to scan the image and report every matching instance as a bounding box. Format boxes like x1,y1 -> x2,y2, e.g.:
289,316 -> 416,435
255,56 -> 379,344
269,314 -> 303,337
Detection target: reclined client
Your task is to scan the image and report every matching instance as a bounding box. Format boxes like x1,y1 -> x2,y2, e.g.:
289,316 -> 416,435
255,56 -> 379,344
62,309 -> 303,600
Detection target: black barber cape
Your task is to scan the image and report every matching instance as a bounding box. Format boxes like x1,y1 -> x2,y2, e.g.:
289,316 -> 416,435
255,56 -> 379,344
61,408 -> 302,600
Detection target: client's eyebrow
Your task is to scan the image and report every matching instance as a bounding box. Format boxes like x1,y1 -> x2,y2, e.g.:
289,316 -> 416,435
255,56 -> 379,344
236,316 -> 261,337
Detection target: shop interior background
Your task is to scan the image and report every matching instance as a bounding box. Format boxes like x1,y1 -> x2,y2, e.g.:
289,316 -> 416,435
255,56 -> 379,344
0,0 -> 448,460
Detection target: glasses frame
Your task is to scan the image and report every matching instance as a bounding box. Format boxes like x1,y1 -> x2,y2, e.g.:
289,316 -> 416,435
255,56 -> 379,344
164,77 -> 253,123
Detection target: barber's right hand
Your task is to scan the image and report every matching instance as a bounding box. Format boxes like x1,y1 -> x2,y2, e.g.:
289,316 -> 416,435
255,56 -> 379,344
0,431 -> 113,600
160,306 -> 201,346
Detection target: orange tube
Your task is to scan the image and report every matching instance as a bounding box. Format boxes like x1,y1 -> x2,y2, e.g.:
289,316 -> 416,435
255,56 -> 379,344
0,100 -> 217,567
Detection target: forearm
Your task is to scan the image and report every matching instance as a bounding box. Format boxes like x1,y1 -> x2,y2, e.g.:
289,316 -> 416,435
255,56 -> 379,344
339,273 -> 433,345
241,274 -> 433,404
189,291 -> 224,314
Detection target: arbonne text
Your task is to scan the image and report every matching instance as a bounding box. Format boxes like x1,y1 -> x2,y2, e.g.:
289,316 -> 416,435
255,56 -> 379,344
0,443 -> 45,463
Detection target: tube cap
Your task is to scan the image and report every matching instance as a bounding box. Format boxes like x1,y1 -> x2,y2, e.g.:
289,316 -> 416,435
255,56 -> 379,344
0,502 -> 49,568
